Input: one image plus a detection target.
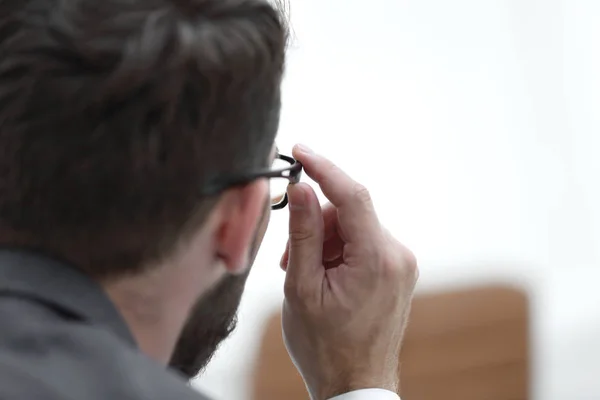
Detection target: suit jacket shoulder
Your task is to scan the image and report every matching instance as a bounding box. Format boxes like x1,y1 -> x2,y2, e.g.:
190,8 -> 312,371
0,249 -> 211,400
0,307 -> 210,400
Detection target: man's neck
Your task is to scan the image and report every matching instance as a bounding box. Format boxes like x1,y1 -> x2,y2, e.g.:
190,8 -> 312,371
103,274 -> 187,363
102,259 -> 222,364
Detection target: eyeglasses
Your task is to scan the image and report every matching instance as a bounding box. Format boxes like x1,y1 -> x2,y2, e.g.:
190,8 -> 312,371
267,153 -> 303,210
201,153 -> 303,210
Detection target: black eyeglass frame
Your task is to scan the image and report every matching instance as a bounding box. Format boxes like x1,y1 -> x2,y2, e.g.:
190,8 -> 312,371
200,153 -> 303,210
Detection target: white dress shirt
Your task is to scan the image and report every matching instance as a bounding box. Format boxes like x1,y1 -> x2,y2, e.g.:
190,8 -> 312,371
329,389 -> 400,400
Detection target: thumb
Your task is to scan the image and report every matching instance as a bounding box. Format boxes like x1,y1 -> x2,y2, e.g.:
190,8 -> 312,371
285,183 -> 324,291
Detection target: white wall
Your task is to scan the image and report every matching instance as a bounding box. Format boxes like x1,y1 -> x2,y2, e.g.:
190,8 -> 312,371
194,1 -> 600,399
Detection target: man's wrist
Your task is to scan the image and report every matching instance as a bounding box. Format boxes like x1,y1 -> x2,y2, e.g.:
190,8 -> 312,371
314,376 -> 399,400
327,388 -> 401,400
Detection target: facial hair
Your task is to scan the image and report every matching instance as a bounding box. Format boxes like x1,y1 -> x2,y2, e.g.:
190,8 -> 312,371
168,269 -> 250,378
168,201 -> 270,379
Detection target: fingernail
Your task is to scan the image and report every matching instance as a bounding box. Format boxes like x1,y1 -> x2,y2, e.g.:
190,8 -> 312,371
279,252 -> 287,268
287,184 -> 305,210
296,144 -> 314,155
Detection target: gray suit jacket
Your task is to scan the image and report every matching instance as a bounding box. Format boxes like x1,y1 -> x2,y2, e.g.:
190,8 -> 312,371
0,250 -> 210,400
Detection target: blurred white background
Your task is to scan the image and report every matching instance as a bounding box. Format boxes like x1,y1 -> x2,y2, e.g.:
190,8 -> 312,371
194,1 -> 600,399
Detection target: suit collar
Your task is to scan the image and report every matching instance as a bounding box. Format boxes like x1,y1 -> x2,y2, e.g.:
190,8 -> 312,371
0,249 -> 137,348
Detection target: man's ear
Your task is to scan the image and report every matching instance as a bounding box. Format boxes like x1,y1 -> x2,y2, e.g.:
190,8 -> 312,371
214,179 -> 269,275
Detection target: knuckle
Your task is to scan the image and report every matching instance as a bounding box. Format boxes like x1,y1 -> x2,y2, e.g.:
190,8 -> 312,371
352,183 -> 372,204
288,229 -> 314,244
383,243 -> 419,283
406,254 -> 419,283
314,159 -> 338,183
319,164 -> 338,188
326,159 -> 341,175
402,247 -> 418,274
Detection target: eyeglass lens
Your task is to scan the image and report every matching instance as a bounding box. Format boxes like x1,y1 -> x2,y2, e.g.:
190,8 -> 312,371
270,157 -> 290,207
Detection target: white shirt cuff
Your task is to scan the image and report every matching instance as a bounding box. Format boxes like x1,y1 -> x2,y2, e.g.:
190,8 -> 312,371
328,388 -> 400,400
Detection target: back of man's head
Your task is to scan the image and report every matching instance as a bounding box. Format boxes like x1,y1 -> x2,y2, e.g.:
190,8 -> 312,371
0,0 -> 287,278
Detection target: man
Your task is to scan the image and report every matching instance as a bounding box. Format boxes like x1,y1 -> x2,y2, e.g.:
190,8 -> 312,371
0,0 -> 418,399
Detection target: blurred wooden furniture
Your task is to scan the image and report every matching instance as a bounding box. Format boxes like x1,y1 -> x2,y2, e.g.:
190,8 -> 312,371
252,285 -> 529,400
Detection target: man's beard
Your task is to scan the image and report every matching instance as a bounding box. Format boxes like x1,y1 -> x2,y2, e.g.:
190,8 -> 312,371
168,269 -> 250,379
168,201 -> 269,379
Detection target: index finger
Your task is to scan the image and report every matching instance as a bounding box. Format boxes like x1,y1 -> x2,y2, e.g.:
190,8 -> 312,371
292,145 -> 373,209
292,144 -> 380,242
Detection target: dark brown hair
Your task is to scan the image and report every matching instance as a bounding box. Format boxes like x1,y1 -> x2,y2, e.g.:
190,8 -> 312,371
0,0 -> 287,278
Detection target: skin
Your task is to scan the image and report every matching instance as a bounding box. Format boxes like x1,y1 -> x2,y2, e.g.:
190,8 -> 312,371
103,144 -> 418,399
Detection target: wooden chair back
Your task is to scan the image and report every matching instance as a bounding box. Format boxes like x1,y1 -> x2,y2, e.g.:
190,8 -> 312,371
252,285 -> 529,400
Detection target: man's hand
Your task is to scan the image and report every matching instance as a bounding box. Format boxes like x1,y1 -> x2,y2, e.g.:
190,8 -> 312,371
280,144 -> 419,400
